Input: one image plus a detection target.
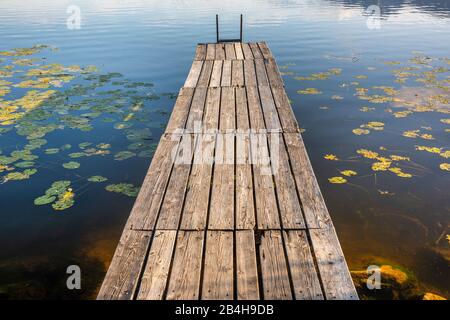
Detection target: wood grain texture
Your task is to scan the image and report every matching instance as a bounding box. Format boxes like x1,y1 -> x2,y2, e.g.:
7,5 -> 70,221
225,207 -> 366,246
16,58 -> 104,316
221,60 -> 232,87
234,43 -> 244,60
259,85 -> 281,131
246,85 -> 266,131
269,133 -> 305,229
97,230 -> 152,300
249,42 -> 263,59
255,59 -> 269,86
210,60 -> 223,88
283,230 -> 323,300
259,231 -> 292,300
215,43 -> 225,60
236,230 -> 259,299
206,44 -> 216,60
125,134 -> 181,230
156,134 -> 195,229
243,60 -> 257,87
265,58 -> 284,87
180,134 -> 215,230
166,231 -> 204,300
165,87 -> 194,133
271,85 -> 300,132
225,43 -> 236,60
283,133 -> 331,228
232,60 -> 244,87
194,44 -> 206,60
310,228 -> 358,300
185,87 -> 207,133
251,133 -> 280,229
137,230 -> 177,300
201,231 -> 234,299
257,42 -> 273,59
184,60 -> 203,87
203,87 -> 221,131
197,60 -> 213,87
241,43 -> 254,59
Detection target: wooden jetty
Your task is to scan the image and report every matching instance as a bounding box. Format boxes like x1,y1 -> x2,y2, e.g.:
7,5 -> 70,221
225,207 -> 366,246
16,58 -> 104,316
97,42 -> 358,300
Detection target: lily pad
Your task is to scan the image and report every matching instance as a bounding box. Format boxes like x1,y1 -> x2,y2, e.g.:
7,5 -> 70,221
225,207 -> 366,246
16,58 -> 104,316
105,183 -> 139,197
62,161 -> 80,169
88,175 -> 108,183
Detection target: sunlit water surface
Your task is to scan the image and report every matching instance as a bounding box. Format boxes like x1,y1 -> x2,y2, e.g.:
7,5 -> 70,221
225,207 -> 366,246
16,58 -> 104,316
0,0 -> 449,299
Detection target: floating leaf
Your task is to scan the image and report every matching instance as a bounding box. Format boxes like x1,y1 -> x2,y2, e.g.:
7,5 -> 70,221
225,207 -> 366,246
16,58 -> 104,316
328,176 -> 347,184
324,154 -> 338,161
114,151 -> 135,161
352,128 -> 370,135
62,161 -> 80,169
297,88 -> 322,95
88,175 -> 108,183
439,163 -> 450,171
34,194 -> 56,205
105,183 -> 139,197
340,170 -> 357,177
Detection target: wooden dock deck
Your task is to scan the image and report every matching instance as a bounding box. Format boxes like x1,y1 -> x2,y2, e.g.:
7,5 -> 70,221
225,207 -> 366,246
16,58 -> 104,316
97,42 -> 358,300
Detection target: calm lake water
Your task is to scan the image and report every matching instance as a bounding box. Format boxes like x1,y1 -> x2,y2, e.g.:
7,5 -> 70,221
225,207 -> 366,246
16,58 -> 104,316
0,0 -> 449,299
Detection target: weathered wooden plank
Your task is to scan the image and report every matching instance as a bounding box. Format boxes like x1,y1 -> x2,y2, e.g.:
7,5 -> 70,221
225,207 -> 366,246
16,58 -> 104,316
259,231 -> 292,300
210,87 -> 236,229
231,60 -> 244,87
236,230 -> 259,299
125,135 -> 181,230
283,133 -> 331,229
203,87 -> 221,131
283,230 -> 323,300
201,231 -> 234,299
194,44 -> 207,60
210,60 -> 223,88
246,86 -> 265,131
255,59 -> 269,86
165,87 -> 194,133
258,85 -> 281,131
221,60 -> 232,87
241,43 -> 254,59
180,134 -> 215,230
265,58 -> 284,87
184,60 -> 203,87
215,43 -> 225,60
206,44 -> 216,60
271,85 -> 300,132
224,43 -> 236,60
156,135 -> 195,229
249,42 -> 263,59
236,133 -> 255,229
257,42 -> 273,60
234,43 -> 244,60
219,86 -> 235,130
166,231 -> 204,300
310,228 -> 358,300
269,133 -> 305,229
137,230 -> 177,300
97,230 -> 152,300
243,60 -> 257,87
197,60 -> 213,87
235,87 -> 250,130
209,133 -> 234,230
251,133 -> 280,229
185,87 -> 207,133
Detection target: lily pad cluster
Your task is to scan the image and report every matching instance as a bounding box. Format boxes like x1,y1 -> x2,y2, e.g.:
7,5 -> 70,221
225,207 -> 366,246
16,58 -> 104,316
34,180 -> 74,211
1,45 -> 172,210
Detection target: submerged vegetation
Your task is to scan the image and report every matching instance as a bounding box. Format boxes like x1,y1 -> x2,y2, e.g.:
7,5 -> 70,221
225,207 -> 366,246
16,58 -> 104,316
0,45 -> 172,210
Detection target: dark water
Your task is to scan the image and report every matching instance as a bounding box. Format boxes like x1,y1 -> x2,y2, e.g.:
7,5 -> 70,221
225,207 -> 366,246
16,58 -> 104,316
0,0 -> 449,299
